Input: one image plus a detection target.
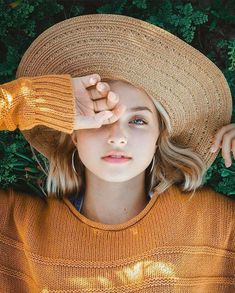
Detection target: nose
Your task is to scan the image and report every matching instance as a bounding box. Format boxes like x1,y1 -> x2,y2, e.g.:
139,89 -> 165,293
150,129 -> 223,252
107,122 -> 127,145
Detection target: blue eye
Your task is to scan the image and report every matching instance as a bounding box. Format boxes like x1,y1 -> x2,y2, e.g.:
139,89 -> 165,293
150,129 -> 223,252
129,117 -> 147,126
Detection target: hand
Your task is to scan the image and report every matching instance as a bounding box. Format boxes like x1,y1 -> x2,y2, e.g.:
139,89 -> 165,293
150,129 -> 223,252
71,74 -> 126,130
210,123 -> 235,168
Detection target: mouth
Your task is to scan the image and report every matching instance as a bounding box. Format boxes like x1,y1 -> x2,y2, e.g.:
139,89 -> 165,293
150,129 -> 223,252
102,156 -> 132,163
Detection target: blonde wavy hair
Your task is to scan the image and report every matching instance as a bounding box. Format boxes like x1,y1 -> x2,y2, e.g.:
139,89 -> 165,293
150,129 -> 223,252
45,79 -> 208,199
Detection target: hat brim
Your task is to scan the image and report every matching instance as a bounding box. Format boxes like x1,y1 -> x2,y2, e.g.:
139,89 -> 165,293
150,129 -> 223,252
16,13 -> 232,170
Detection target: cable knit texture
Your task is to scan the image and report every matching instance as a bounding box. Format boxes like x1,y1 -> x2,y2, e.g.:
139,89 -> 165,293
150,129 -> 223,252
0,75 -> 235,292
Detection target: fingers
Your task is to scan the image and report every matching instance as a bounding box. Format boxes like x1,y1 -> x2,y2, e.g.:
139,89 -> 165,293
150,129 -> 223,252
97,81 -> 110,93
211,124 -> 235,150
72,74 -> 101,99
78,104 -> 126,130
221,133 -> 233,167
93,90 -> 119,112
91,83 -> 127,126
80,74 -> 101,88
232,139 -> 235,162
73,74 -> 127,129
101,103 -> 127,125
210,123 -> 235,168
89,82 -> 111,100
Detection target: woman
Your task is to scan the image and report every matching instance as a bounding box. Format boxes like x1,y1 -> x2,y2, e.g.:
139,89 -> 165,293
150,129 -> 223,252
0,14 -> 234,292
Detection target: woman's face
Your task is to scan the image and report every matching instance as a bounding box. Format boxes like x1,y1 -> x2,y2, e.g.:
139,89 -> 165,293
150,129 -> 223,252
71,80 -> 160,182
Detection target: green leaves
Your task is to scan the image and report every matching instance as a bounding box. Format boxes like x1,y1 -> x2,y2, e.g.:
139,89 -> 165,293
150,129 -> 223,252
228,40 -> 235,71
97,0 -> 128,14
0,0 -> 64,83
0,129 -> 48,196
132,0 -> 147,9
169,3 -> 208,43
146,1 -> 208,43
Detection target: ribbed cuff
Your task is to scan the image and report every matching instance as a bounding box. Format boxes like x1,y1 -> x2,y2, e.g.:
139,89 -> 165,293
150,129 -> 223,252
25,74 -> 76,134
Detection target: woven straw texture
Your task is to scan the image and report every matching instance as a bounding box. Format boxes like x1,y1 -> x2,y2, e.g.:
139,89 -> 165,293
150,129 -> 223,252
16,14 -> 233,170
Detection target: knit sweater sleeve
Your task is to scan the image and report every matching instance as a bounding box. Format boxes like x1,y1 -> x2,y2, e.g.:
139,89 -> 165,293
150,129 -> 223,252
0,74 -> 76,134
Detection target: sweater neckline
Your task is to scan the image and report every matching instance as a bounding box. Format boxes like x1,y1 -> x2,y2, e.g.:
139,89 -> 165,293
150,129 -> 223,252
62,191 -> 160,231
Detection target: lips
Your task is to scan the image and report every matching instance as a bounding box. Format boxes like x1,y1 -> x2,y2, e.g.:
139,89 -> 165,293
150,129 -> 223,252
102,150 -> 132,159
104,155 -> 130,158
102,156 -> 132,163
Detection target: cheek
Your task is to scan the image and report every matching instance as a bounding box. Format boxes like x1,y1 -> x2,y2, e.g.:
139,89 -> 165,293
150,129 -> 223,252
131,132 -> 157,156
133,130 -> 157,144
75,131 -> 103,160
75,130 -> 97,146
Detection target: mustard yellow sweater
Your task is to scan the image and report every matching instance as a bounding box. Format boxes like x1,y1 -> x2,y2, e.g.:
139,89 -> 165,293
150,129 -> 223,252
0,75 -> 235,292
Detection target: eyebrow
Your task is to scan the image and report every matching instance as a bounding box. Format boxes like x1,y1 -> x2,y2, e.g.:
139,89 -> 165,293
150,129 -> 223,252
127,106 -> 153,114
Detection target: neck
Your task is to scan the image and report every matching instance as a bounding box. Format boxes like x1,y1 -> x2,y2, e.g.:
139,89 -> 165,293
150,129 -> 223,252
80,170 -> 149,225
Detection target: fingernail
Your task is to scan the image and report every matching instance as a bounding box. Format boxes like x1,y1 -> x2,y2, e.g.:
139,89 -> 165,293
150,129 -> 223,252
103,113 -> 113,119
210,145 -> 217,153
225,161 -> 231,168
90,77 -> 97,84
98,83 -> 106,90
102,111 -> 113,118
109,92 -> 117,101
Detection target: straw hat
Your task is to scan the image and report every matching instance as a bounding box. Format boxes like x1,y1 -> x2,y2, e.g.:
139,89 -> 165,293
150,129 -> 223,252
16,13 -> 232,170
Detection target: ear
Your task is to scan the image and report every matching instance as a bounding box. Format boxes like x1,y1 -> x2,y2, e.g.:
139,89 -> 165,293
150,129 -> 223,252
71,132 -> 77,145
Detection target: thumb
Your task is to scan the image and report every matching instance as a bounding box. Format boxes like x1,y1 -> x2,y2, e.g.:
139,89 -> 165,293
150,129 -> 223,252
74,111 -> 114,130
94,111 -> 114,126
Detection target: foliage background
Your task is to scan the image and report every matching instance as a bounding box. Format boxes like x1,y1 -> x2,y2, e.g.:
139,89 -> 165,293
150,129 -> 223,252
0,0 -> 234,198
